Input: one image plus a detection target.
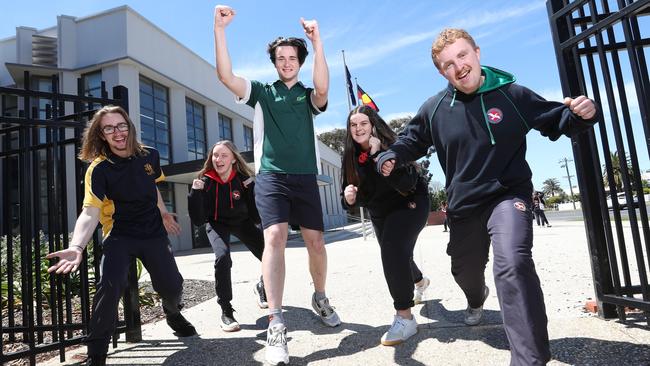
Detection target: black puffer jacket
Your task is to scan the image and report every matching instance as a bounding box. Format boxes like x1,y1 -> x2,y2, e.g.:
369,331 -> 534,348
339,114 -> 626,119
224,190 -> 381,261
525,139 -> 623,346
342,149 -> 428,217
188,169 -> 260,227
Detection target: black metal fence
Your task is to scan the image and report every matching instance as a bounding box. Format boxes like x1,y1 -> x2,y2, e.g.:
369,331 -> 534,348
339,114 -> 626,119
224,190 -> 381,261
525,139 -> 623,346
548,0 -> 650,322
0,71 -> 140,365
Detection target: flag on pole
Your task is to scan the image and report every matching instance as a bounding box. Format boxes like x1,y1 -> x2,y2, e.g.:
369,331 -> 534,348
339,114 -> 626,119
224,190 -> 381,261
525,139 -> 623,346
345,65 -> 356,106
357,84 -> 379,112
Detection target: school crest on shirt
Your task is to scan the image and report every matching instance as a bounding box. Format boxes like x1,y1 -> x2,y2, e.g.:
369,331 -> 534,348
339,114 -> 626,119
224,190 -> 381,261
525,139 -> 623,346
144,163 -> 155,176
232,190 -> 241,200
513,201 -> 526,212
486,108 -> 503,124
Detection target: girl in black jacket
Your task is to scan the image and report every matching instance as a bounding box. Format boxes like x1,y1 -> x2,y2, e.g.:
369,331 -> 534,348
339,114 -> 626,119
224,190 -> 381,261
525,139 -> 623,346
341,106 -> 430,346
188,140 -> 266,332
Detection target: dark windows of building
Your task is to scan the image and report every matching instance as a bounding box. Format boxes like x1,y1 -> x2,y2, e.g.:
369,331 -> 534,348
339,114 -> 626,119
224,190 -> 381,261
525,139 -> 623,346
139,76 -> 171,165
31,76 -> 52,143
83,71 -> 103,110
2,94 -> 18,117
243,125 -> 253,152
158,181 -> 175,212
186,98 -> 206,161
218,113 -> 233,141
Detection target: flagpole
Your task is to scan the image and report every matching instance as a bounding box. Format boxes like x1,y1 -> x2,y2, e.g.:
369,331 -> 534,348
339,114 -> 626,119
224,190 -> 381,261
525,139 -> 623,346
342,50 -> 352,111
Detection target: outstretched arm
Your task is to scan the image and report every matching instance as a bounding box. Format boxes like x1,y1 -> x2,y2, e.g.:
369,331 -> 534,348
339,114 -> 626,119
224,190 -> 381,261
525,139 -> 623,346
214,5 -> 247,98
302,18 -> 328,109
45,206 -> 100,274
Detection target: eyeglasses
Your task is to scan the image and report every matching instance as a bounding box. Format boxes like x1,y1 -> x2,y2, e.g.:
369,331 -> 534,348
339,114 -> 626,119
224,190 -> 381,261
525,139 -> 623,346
102,123 -> 129,134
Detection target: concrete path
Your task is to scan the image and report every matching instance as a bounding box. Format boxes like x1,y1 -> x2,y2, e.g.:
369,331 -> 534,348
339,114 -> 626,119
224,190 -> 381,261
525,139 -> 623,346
43,220 -> 650,365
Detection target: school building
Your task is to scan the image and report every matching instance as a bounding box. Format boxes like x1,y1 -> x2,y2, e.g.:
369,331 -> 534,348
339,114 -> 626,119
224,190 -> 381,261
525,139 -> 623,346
0,5 -> 346,251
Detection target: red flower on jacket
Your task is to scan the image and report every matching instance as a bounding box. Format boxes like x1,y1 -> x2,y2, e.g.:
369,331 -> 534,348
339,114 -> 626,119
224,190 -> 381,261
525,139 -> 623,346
358,151 -> 369,165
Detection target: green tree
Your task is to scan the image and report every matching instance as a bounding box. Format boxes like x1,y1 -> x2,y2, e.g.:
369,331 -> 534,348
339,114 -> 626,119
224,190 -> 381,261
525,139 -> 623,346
388,116 -> 411,134
542,178 -> 563,197
317,128 -> 346,155
603,151 -> 633,192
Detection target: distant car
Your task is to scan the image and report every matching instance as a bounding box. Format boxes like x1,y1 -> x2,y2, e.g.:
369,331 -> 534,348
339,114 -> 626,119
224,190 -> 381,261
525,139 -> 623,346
607,192 -> 639,209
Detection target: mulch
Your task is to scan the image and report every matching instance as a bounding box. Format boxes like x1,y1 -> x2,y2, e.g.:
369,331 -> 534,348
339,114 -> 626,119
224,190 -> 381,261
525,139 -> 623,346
2,279 -> 215,366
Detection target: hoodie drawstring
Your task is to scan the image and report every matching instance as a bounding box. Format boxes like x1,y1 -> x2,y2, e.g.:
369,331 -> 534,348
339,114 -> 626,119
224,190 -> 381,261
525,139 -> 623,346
229,181 -> 234,209
480,94 -> 496,145
214,184 -> 219,221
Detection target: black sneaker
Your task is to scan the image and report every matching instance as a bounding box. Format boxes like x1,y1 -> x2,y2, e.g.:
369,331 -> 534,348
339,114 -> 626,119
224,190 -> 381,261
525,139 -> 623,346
166,312 -> 197,337
220,308 -> 241,332
86,354 -> 107,366
254,280 -> 269,309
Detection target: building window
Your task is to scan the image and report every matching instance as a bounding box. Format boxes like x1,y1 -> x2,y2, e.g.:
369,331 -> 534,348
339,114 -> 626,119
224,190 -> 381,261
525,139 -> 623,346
219,113 -> 233,141
83,71 -> 102,97
2,95 -> 18,117
139,76 -> 171,164
243,125 -> 253,152
186,98 -> 206,161
158,181 -> 175,212
83,71 -> 103,110
31,76 -> 52,119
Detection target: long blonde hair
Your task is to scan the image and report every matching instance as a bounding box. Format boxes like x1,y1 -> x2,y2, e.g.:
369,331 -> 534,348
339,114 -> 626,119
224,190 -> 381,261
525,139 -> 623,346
78,105 -> 145,162
198,140 -> 254,178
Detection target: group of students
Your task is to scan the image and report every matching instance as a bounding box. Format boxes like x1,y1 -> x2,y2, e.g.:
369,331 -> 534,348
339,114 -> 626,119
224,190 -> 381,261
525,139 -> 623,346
46,5 -> 599,366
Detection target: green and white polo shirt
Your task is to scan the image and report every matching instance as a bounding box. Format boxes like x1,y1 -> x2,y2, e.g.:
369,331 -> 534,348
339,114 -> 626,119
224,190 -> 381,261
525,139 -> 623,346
237,79 -> 326,174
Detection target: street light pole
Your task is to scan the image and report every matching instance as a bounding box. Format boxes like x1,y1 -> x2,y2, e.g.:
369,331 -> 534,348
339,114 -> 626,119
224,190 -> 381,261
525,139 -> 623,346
559,157 -> 577,210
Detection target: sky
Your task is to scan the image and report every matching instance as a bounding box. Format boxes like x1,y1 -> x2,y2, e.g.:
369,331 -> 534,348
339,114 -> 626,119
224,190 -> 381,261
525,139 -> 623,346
2,0 -> 647,193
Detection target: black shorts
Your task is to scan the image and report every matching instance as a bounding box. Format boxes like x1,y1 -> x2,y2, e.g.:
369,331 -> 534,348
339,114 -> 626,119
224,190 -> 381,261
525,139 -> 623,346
254,173 -> 324,231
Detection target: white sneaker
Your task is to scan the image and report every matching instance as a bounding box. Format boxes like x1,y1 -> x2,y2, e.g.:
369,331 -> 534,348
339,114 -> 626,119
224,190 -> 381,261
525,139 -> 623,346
265,323 -> 289,365
311,294 -> 341,327
464,286 -> 489,326
381,314 -> 418,346
413,276 -> 430,305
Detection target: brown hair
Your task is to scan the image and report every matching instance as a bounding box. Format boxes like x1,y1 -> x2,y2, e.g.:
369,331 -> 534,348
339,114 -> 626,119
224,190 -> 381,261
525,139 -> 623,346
342,105 -> 397,187
78,105 -> 145,162
267,37 -> 309,66
198,140 -> 254,178
431,28 -> 478,69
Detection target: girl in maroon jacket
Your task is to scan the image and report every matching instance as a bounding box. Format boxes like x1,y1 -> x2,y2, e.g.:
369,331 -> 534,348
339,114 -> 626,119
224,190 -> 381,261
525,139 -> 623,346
188,140 -> 266,332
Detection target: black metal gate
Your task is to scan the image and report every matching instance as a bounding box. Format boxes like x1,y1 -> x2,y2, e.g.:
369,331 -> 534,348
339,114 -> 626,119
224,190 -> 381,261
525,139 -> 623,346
0,71 -> 141,365
548,0 -> 650,322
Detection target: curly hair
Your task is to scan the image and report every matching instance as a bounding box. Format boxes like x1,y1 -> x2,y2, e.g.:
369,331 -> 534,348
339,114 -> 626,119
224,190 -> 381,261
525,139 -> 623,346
431,28 -> 478,69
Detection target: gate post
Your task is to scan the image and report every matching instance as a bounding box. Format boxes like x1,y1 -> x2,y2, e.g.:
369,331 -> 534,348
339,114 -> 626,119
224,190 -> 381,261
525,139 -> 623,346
547,0 -> 617,318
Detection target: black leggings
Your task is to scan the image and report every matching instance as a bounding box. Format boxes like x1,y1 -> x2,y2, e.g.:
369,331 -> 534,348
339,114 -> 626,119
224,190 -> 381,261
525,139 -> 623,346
534,209 -> 550,226
371,193 -> 430,310
206,219 -> 264,310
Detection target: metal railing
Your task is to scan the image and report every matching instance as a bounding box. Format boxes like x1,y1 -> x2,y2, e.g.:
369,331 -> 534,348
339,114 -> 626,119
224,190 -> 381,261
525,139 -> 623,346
0,71 -> 140,365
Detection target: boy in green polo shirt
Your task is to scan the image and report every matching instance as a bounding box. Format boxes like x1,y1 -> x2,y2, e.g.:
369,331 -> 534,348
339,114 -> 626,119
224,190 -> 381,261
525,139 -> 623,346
214,5 -> 339,365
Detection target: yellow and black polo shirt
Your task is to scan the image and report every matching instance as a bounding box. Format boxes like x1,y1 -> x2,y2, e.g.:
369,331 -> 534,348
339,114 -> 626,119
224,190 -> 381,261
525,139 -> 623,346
83,146 -> 167,239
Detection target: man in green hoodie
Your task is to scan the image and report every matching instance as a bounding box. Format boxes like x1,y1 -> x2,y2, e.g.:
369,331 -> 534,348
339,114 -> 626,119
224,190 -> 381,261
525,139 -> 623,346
378,29 -> 597,365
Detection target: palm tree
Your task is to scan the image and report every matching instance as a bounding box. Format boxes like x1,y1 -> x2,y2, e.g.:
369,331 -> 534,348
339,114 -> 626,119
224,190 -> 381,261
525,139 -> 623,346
542,178 -> 562,197
603,151 -> 633,192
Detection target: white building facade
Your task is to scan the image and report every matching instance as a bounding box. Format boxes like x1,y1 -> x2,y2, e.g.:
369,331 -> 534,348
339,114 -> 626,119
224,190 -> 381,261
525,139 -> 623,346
0,6 -> 346,251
